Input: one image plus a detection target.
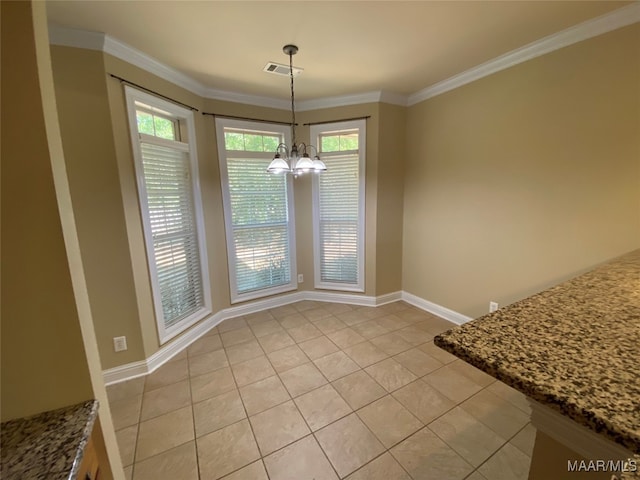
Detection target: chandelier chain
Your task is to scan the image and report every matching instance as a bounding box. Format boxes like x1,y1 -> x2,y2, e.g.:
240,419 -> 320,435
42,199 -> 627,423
266,44 -> 326,175
289,50 -> 296,147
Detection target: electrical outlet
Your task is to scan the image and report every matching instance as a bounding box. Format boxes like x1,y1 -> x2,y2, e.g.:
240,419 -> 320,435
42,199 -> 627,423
297,274 -> 304,283
113,336 -> 128,352
489,302 -> 499,313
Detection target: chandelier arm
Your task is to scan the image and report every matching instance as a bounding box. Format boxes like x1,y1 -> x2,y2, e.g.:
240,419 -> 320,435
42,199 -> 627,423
275,142 -> 290,156
304,144 -> 319,157
266,45 -> 326,176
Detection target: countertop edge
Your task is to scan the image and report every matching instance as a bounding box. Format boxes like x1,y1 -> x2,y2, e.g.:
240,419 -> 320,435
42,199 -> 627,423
434,331 -> 639,454
432,250 -> 640,455
1,399 -> 100,480
68,400 -> 99,480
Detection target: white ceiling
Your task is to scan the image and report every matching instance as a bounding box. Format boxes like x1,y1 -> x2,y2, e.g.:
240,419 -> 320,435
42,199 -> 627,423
46,1 -> 633,102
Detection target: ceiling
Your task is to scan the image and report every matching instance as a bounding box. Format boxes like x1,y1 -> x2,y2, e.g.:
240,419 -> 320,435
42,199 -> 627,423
46,1 -> 632,102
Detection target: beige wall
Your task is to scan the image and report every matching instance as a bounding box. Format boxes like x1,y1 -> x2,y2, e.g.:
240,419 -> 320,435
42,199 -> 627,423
297,104 -> 383,297
51,45 -> 391,368
51,47 -> 146,367
402,24 -> 640,318
1,4 -> 124,478
1,0 -> 94,420
376,103 -> 406,295
293,102 -> 406,298
103,54 -> 211,363
47,20 -> 638,372
200,97 -> 295,305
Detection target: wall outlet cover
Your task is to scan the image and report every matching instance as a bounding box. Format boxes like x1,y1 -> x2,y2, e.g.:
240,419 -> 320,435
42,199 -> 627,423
113,336 -> 128,352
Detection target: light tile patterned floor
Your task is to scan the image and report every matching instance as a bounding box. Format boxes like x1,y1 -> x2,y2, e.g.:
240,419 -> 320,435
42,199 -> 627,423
108,301 -> 535,480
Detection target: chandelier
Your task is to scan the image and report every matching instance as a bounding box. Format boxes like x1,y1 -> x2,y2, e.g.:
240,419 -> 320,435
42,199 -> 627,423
267,45 -> 326,175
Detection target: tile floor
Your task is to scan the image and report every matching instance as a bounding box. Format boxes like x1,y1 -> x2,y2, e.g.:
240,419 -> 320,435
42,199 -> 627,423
108,301 -> 536,480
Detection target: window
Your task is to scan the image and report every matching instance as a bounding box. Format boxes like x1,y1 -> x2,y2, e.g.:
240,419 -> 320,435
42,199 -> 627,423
311,120 -> 366,291
135,109 -> 178,140
125,87 -> 211,343
216,118 -> 297,303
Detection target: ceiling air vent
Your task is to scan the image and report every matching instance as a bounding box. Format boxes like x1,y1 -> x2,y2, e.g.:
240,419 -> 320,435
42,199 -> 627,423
263,61 -> 303,77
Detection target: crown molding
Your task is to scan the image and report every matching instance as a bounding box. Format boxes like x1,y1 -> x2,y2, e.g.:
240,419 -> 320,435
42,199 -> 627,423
49,4 -> 639,111
49,24 -> 298,110
48,23 -> 106,51
103,35 -> 208,97
297,91 -> 407,111
378,91 -> 411,107
408,3 -> 640,106
203,86 -> 291,110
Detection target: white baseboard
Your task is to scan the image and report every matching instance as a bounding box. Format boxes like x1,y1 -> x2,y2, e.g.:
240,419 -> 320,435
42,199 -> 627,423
103,313 -> 225,385
223,291 -> 307,317
305,290 -> 376,306
147,312 -> 226,373
102,360 -> 149,385
375,291 -> 403,306
103,289 -> 462,385
104,294 -> 306,385
401,291 -> 473,325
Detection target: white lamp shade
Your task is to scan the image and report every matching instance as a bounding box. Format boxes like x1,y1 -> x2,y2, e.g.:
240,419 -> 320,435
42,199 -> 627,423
267,157 -> 291,174
312,158 -> 327,172
293,155 -> 314,173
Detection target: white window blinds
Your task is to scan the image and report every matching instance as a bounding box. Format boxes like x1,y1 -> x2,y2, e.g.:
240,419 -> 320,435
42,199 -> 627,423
312,120 -> 365,292
227,156 -> 291,294
216,119 -> 296,303
317,152 -> 360,284
125,86 -> 211,343
139,141 -> 204,327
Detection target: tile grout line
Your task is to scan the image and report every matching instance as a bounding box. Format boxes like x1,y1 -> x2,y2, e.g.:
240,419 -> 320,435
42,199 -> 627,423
191,328 -> 271,479
280,308 -> 418,477
131,359 -> 461,479
157,336 -> 451,468
272,313 -> 348,479
265,304 -> 344,478
243,306 -> 364,478
186,353 -> 202,480
112,300 -> 521,480
129,375 -> 146,478
424,381 -> 534,480
224,334 -> 271,479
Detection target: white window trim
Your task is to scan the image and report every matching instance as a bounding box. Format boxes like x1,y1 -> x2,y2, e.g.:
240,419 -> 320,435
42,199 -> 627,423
311,119 -> 366,292
215,117 -> 298,304
125,86 -> 212,344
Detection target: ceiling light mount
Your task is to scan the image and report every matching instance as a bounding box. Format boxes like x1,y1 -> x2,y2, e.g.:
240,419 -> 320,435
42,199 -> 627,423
283,44 -> 298,56
267,45 -> 326,176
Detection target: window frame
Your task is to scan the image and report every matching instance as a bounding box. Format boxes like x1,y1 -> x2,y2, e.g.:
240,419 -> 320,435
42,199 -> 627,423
311,119 -> 366,292
215,117 -> 298,303
125,86 -> 212,344
134,107 -> 179,140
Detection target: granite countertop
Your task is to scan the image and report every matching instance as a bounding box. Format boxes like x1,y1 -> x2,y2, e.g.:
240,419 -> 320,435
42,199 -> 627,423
434,249 -> 640,454
1,400 -> 99,480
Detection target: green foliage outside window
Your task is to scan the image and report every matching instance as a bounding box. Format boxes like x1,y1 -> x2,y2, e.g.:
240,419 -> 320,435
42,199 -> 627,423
137,111 -> 155,135
224,131 -> 280,152
154,116 -> 176,140
320,130 -> 358,152
224,132 -> 244,150
136,110 -> 176,140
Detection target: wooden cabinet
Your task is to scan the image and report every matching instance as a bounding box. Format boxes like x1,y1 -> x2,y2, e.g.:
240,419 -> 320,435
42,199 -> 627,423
76,432 -> 101,480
